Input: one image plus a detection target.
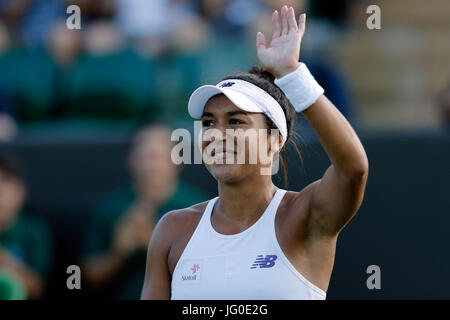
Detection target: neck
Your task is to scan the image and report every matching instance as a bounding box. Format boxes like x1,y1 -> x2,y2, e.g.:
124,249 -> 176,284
216,172 -> 278,223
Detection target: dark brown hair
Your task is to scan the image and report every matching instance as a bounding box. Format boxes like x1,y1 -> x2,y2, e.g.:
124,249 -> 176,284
220,67 -> 303,186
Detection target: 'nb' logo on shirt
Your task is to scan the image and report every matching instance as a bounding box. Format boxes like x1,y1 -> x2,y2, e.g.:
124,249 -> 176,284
250,254 -> 277,269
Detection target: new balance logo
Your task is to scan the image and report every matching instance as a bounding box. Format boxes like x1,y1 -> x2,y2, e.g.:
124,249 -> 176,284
250,254 -> 277,269
219,82 -> 235,88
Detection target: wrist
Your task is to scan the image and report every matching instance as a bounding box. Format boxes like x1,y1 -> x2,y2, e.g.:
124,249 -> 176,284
274,62 -> 301,79
274,62 -> 324,113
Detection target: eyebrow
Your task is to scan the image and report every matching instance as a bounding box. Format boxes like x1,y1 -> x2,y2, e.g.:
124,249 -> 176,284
201,110 -> 249,118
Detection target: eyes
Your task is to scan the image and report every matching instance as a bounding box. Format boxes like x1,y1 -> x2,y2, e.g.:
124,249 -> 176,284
202,118 -> 245,127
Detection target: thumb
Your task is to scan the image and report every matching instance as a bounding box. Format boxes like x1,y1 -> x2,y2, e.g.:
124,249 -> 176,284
256,32 -> 266,51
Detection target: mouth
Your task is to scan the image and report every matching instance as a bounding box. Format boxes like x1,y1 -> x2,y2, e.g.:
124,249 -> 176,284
212,151 -> 236,161
208,144 -> 238,161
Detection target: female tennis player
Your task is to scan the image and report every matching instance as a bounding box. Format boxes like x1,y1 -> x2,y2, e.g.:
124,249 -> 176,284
141,5 -> 368,300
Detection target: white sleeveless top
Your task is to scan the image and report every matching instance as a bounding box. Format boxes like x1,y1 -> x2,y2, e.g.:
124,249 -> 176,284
171,189 -> 326,300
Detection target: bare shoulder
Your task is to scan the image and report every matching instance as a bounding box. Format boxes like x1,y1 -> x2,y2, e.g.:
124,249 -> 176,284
141,200 -> 211,299
154,200 -> 211,275
160,200 -> 210,226
155,200 -> 210,241
150,200 -> 210,260
281,184 -> 318,217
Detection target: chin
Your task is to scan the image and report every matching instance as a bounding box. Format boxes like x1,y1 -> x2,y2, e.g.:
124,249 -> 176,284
207,163 -> 246,183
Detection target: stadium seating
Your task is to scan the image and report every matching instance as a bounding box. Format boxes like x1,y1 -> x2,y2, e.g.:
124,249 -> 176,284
331,0 -> 450,129
65,49 -> 159,120
0,48 -> 55,122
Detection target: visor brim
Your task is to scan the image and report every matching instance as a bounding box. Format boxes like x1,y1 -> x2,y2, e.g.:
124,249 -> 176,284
188,85 -> 263,119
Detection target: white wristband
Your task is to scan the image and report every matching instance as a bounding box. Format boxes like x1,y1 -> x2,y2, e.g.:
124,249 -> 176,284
274,62 -> 324,113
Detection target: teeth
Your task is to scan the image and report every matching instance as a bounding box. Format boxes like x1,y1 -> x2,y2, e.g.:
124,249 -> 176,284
213,152 -> 234,159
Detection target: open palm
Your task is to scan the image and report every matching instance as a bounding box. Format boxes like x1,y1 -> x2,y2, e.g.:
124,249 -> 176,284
256,6 -> 306,79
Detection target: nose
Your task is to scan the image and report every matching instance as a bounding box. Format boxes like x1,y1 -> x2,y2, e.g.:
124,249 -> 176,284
213,121 -> 228,136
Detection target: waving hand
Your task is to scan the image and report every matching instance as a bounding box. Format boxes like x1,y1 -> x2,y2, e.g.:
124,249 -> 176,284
256,6 -> 305,79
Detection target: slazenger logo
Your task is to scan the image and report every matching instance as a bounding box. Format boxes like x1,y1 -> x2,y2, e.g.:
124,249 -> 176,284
250,254 -> 277,269
182,275 -> 197,281
181,263 -> 200,281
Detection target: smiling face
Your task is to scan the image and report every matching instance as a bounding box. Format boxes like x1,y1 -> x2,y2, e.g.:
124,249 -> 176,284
200,94 -> 282,183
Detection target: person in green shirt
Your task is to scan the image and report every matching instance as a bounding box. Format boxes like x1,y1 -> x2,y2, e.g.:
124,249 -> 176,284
82,123 -> 209,299
0,269 -> 26,299
0,152 -> 52,299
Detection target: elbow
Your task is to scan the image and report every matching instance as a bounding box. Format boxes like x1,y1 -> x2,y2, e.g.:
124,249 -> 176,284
350,153 -> 369,182
339,149 -> 369,182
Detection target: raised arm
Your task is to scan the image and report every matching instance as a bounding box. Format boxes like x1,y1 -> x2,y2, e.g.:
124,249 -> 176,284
257,6 -> 368,237
302,95 -> 368,236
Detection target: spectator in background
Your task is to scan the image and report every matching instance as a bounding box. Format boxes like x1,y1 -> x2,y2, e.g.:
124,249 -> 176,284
113,0 -> 205,56
0,21 -> 9,53
0,0 -> 113,62
0,152 -> 52,299
82,19 -> 125,56
0,23 -> 17,142
47,21 -> 82,68
82,123 -> 208,299
0,268 -> 26,299
437,80 -> 450,132
46,0 -> 116,65
197,0 -> 262,39
0,0 -> 65,48
0,0 -> 114,48
0,87 -> 17,142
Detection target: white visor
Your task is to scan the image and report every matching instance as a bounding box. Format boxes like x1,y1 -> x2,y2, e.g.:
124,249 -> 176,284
188,79 -> 288,144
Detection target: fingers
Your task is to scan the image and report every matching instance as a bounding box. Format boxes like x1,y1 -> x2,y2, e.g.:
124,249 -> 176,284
272,10 -> 281,38
281,6 -> 288,36
298,13 -> 306,36
264,6 -> 305,43
256,31 -> 266,51
287,6 -> 298,32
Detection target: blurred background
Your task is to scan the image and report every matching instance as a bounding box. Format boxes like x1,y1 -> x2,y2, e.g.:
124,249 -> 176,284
0,0 -> 449,299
